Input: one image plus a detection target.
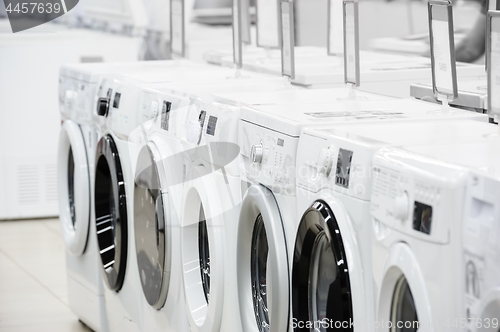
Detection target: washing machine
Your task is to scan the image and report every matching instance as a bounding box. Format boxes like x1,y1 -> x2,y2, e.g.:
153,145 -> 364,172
58,105 -> 108,331
461,166 -> 500,332
93,76 -> 156,332
131,86 -> 193,332
371,140 -> 500,332
1,0 -> 147,221
233,96 -> 494,332
293,119 -> 500,331
370,140 -> 500,332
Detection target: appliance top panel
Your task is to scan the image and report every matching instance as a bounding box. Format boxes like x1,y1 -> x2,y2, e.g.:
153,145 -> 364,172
403,140 -> 500,178
311,119 -> 498,148
213,87 -> 393,106
240,98 -> 486,137
59,60 -> 208,83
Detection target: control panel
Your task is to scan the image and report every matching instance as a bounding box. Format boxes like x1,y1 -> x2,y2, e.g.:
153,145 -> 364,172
370,150 -> 463,245
239,119 -> 298,193
296,132 -> 375,201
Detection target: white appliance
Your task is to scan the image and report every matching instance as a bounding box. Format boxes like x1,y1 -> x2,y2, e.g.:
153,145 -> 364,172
294,120 -> 499,331
462,170 -> 500,331
234,98 -> 491,332
373,141 -> 500,331
411,80 -> 488,115
0,0 -> 147,221
370,140 -> 500,331
218,51 -> 485,98
131,87 -> 192,332
58,97 -> 108,331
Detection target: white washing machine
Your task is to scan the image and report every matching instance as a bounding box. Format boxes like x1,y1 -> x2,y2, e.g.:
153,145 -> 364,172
370,140 -> 500,331
294,119 -> 500,331
58,62 -> 175,332
462,166 -> 500,332
374,141 -> 500,332
93,77 -> 157,332
234,97 -> 493,332
131,87 -> 191,332
0,0 -> 147,220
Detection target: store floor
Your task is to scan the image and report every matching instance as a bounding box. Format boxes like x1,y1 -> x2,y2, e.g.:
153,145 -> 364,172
0,219 -> 91,332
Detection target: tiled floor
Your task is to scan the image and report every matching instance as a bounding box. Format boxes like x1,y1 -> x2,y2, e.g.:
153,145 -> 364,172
0,219 -> 92,332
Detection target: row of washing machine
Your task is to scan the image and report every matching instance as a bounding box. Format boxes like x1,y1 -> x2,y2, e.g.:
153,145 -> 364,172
57,59 -> 500,332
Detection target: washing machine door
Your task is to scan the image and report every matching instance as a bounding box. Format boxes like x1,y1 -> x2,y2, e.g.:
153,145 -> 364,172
237,184 -> 289,332
94,134 -> 128,292
377,243 -> 430,332
58,120 -> 90,256
292,200 -> 354,331
134,142 -> 172,309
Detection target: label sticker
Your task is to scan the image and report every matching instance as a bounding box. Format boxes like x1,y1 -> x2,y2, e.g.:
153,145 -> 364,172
343,0 -> 360,86
328,0 -> 344,55
241,0 -> 251,44
256,0 -> 280,48
488,12 -> 500,117
171,0 -> 185,57
429,1 -> 457,98
233,0 -> 243,68
281,1 -> 295,79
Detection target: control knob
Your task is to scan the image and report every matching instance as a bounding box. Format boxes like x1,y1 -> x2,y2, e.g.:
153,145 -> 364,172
317,146 -> 335,176
392,191 -> 409,221
250,143 -> 264,165
97,97 -> 110,117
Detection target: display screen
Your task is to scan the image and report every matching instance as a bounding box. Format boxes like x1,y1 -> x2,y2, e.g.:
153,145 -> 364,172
113,92 -> 121,109
161,101 -> 171,131
413,201 -> 433,235
206,116 -> 217,136
335,148 -> 353,188
430,3 -> 456,97
488,14 -> 500,117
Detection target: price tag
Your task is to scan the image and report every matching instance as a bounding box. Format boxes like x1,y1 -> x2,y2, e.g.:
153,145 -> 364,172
488,11 -> 500,118
343,0 -> 360,86
233,0 -> 243,68
281,1 -> 295,79
428,0 -> 458,100
328,0 -> 344,55
256,0 -> 280,48
241,0 -> 251,44
170,0 -> 185,58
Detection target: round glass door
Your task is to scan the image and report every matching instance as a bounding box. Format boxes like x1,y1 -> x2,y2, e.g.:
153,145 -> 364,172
134,144 -> 170,309
94,135 -> 128,291
198,210 -> 211,303
251,214 -> 270,332
390,276 -> 418,332
292,200 -> 353,331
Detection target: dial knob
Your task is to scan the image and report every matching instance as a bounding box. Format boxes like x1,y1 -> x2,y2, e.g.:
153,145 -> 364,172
97,98 -> 110,117
392,191 -> 409,221
250,144 -> 264,165
318,146 -> 335,176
